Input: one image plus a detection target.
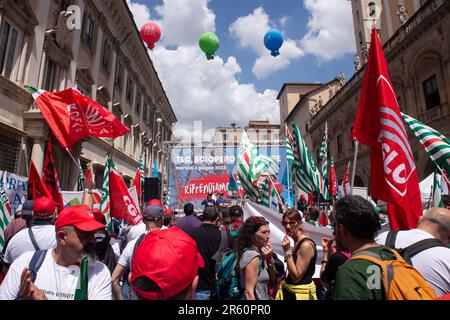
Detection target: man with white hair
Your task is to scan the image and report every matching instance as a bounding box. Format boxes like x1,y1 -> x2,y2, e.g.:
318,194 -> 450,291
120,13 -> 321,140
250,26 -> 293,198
376,207 -> 450,296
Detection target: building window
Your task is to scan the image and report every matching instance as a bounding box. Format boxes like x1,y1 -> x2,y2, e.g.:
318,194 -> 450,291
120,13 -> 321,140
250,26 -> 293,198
423,75 -> 441,110
101,38 -> 111,73
43,58 -> 58,91
83,13 -> 94,50
126,77 -> 133,103
115,62 -> 123,89
135,93 -> 141,116
0,21 -> 19,79
0,134 -> 20,172
76,83 -> 89,97
94,167 -> 104,189
337,134 -> 343,154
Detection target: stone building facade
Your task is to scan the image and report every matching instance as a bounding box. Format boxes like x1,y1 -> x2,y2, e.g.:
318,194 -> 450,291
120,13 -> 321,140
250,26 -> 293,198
0,0 -> 176,191
309,0 -> 450,188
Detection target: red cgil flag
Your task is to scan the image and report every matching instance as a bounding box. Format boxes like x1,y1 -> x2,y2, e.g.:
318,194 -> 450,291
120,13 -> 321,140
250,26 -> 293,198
342,162 -> 350,196
28,161 -> 52,200
132,168 -> 143,208
30,87 -> 129,150
42,138 -> 64,213
352,28 -> 421,230
329,158 -> 337,197
319,208 -> 329,227
85,164 -> 94,184
109,169 -> 142,225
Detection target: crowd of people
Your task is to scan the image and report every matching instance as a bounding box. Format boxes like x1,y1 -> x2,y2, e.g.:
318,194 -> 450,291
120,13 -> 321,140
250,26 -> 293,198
0,182 -> 449,300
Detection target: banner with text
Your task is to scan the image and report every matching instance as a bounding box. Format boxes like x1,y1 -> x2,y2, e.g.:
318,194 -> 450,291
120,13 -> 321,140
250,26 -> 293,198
167,144 -> 286,209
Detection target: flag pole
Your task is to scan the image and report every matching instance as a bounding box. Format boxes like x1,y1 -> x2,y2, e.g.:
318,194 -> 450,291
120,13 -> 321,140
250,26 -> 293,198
286,161 -> 292,208
433,162 -> 450,186
65,148 -> 84,179
268,175 -> 283,207
350,139 -> 359,195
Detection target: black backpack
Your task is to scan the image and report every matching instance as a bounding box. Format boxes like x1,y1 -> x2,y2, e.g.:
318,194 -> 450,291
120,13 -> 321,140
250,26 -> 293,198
384,230 -> 446,265
211,229 -> 233,273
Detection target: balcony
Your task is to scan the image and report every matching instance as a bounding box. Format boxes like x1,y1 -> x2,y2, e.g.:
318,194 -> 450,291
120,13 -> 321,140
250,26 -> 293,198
418,102 -> 449,123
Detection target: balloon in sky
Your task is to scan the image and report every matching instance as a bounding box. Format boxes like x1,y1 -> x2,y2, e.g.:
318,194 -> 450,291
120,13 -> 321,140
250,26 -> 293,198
199,32 -> 220,60
264,29 -> 283,57
140,22 -> 161,50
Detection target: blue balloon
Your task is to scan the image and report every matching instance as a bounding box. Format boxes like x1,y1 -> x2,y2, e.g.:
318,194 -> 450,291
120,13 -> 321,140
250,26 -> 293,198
264,29 -> 283,57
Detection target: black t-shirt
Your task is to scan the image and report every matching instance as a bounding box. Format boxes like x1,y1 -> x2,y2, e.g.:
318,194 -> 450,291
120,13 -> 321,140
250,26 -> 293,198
189,223 -> 233,291
323,251 -> 350,299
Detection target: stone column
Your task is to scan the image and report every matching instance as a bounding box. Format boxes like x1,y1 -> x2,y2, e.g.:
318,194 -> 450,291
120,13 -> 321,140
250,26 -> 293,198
30,137 -> 46,173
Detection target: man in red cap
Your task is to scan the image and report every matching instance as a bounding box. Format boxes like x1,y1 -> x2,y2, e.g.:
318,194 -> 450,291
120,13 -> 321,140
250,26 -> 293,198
2,196 -> 58,272
130,227 -> 204,299
111,203 -> 164,300
0,205 -> 111,300
297,194 -> 308,215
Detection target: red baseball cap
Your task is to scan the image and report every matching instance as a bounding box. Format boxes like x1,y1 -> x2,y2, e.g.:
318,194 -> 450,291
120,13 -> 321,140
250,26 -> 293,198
55,205 -> 105,232
33,196 -> 56,219
92,208 -> 106,224
147,199 -> 163,207
164,208 -> 174,216
131,227 -> 204,299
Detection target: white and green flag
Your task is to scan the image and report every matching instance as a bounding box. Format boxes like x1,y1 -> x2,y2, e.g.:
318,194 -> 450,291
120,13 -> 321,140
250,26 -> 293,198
236,131 -> 260,200
318,122 -> 329,180
402,112 -> 450,174
429,171 -> 449,208
292,122 -> 330,200
100,154 -> 116,232
285,124 -> 295,165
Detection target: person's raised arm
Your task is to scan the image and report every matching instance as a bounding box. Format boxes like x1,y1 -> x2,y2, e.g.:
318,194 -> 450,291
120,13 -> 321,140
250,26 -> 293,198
81,178 -> 95,210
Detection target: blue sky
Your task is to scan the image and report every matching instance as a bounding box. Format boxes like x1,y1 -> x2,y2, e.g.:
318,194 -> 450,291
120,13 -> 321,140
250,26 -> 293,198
126,0 -> 356,140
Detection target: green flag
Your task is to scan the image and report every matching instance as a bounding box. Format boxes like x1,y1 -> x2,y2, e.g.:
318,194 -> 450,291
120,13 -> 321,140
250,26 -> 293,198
100,155 -> 116,232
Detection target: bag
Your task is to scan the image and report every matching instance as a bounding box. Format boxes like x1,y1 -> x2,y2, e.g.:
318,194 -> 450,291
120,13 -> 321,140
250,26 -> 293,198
213,248 -> 262,300
211,229 -> 232,273
213,251 -> 242,300
384,230 -> 446,265
350,247 -> 437,300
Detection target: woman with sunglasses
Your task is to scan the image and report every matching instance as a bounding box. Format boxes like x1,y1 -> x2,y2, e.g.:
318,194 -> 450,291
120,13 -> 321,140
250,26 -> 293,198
236,216 -> 276,300
276,209 -> 318,300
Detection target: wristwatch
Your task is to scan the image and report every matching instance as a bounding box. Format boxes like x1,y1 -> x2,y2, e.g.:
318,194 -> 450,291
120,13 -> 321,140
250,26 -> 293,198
84,188 -> 93,194
321,260 -> 328,264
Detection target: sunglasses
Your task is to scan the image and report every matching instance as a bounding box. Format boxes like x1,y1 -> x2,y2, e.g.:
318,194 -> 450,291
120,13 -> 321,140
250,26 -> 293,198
282,221 -> 298,226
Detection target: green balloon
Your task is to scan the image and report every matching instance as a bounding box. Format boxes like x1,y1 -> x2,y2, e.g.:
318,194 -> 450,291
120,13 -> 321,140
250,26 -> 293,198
199,32 -> 219,60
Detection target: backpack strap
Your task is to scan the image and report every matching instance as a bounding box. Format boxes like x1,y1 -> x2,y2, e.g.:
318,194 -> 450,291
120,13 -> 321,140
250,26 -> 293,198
132,233 -> 147,259
212,229 -> 229,263
28,227 -> 40,251
16,250 -> 47,300
400,238 -> 445,261
385,230 -> 399,248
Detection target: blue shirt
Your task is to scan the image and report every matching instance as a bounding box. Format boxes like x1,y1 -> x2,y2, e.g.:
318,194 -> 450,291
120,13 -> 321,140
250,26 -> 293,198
176,215 -> 202,235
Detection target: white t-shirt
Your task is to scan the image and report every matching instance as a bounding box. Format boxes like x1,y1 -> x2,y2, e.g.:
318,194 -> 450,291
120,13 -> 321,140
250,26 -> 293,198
118,238 -> 139,269
0,250 -> 112,300
126,223 -> 146,243
3,225 -> 57,265
109,238 -> 120,261
376,229 -> 450,296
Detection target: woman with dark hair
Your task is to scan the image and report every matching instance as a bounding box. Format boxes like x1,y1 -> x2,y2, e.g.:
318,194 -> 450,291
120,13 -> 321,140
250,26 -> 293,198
276,209 -> 318,300
236,216 -> 276,300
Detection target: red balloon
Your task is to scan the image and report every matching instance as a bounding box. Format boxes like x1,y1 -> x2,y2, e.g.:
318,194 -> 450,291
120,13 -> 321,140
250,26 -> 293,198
140,22 -> 161,50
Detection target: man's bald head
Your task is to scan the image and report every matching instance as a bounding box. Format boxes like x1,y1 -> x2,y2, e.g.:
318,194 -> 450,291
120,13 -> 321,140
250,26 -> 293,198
419,207 -> 450,244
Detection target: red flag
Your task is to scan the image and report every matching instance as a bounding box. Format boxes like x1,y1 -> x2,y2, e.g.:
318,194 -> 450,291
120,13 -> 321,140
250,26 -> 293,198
43,138 -> 64,213
319,209 -> 329,227
329,159 -> 337,197
132,168 -> 143,208
352,29 -> 421,230
85,165 -> 94,184
342,163 -> 350,196
109,169 -> 142,225
30,87 -> 129,150
28,161 -> 51,200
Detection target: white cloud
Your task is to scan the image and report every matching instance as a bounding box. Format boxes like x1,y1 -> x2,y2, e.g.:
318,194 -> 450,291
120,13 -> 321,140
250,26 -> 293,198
150,46 -> 279,140
126,0 -> 151,29
126,1 -> 280,140
154,0 -> 216,47
229,7 -> 304,80
300,0 -> 356,61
